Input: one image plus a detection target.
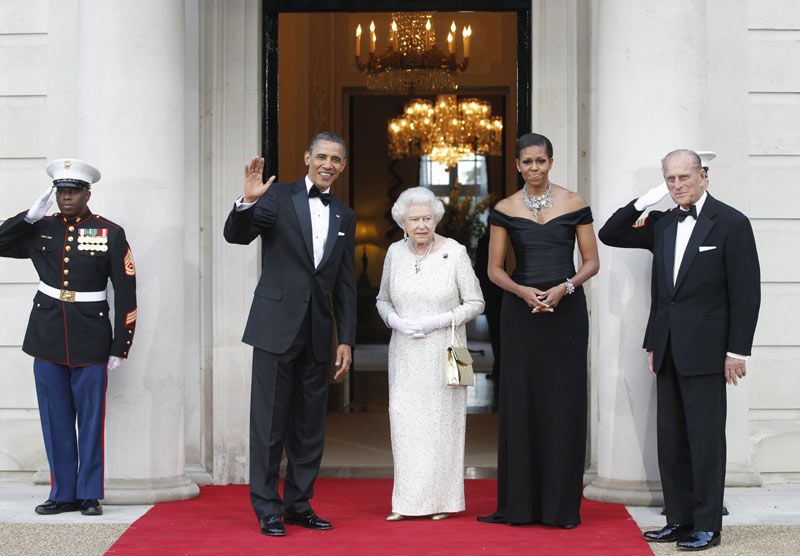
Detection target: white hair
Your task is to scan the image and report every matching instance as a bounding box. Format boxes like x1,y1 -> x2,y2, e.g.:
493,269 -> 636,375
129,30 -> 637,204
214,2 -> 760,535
391,187 -> 445,228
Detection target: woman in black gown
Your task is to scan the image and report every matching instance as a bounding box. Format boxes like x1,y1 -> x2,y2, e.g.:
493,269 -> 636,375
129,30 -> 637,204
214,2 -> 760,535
478,133 -> 599,528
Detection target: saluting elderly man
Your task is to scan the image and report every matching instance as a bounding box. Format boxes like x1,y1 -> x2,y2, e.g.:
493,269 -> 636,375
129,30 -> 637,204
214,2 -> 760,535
0,159 -> 137,516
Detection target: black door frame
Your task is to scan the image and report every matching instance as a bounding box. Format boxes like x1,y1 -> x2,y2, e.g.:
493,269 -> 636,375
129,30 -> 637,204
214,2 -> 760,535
262,0 -> 532,178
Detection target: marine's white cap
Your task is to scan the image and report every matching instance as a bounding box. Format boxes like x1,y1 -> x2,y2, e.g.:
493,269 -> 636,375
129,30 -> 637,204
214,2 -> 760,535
46,159 -> 101,189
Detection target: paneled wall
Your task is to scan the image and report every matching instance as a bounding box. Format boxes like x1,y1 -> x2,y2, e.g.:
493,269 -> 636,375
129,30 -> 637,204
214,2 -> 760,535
744,0 -> 800,481
0,0 -> 53,478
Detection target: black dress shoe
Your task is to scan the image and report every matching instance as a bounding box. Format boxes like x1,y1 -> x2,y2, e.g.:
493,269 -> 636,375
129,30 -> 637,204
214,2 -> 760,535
643,523 -> 695,543
677,531 -> 721,551
284,510 -> 332,530
79,499 -> 103,516
477,513 -> 508,524
259,514 -> 286,537
35,500 -> 79,515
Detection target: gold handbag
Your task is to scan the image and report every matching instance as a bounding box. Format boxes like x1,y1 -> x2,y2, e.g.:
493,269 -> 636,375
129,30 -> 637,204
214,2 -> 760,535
446,317 -> 474,386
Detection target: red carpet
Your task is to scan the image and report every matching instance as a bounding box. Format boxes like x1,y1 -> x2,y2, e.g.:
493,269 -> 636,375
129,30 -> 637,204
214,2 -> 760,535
108,479 -> 651,555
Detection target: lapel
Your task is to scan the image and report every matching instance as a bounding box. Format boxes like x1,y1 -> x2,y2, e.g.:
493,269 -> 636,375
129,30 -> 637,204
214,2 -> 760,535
291,179 -> 315,266
660,212 -> 678,296
316,198 -> 342,272
673,194 -> 718,295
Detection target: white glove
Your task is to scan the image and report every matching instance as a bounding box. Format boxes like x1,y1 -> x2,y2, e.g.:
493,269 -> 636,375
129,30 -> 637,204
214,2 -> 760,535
633,182 -> 669,211
416,312 -> 453,335
387,313 -> 425,337
107,356 -> 123,372
25,186 -> 55,223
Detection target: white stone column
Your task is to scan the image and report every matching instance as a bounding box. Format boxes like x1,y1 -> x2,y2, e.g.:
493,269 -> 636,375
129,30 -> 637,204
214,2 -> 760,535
75,0 -> 198,503
584,0 -> 709,505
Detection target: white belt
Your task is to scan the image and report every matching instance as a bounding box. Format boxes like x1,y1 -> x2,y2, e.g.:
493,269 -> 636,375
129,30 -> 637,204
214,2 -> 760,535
38,282 -> 107,303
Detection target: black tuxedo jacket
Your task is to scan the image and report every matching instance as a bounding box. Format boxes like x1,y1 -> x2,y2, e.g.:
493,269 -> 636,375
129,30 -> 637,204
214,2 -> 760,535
223,179 -> 356,362
598,194 -> 760,375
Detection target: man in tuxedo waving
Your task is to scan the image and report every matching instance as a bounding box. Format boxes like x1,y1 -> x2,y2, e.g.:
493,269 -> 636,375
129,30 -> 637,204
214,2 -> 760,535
224,132 -> 356,537
599,149 -> 760,551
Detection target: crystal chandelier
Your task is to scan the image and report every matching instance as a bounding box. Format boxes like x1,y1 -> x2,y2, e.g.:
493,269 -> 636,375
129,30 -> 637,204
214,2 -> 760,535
388,94 -> 503,169
354,13 -> 472,94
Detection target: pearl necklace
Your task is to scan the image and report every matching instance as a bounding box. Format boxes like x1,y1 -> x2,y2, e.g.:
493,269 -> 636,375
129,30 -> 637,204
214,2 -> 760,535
412,239 -> 434,273
523,182 -> 553,219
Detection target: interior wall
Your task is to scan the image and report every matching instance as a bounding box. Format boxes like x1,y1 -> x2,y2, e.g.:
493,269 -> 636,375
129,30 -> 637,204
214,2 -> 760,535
278,11 -> 519,285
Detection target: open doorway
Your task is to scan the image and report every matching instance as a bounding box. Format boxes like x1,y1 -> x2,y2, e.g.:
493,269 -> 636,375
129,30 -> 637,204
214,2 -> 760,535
269,1 -> 530,476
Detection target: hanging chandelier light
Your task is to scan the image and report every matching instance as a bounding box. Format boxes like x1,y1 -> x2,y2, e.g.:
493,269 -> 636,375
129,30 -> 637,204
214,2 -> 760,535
354,13 -> 472,94
388,94 -> 503,169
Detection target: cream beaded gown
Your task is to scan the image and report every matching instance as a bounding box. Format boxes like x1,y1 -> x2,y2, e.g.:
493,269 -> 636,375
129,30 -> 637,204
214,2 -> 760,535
376,238 -> 484,516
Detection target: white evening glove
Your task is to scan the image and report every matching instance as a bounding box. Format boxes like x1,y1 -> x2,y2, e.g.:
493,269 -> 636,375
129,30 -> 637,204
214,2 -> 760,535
633,182 -> 669,211
387,313 -> 425,337
416,312 -> 453,335
107,356 -> 123,372
25,186 -> 55,223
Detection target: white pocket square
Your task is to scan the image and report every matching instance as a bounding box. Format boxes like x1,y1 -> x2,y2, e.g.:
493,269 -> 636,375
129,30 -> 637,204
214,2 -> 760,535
337,231 -> 346,236
699,246 -> 716,252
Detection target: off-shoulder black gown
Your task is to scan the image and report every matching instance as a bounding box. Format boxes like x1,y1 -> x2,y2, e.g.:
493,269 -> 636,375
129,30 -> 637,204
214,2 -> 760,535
486,206 -> 592,527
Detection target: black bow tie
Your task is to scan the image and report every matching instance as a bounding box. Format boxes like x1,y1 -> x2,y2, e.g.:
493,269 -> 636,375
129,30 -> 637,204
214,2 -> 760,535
308,184 -> 333,206
676,205 -> 697,222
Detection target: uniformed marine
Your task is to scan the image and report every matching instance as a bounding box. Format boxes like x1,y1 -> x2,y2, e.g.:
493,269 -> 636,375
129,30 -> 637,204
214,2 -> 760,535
0,159 -> 137,516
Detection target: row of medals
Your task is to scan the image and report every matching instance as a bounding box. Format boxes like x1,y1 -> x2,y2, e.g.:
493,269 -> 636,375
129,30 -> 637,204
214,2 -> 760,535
77,235 -> 109,252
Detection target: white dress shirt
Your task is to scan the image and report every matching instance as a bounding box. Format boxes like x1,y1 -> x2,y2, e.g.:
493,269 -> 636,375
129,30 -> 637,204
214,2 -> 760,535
304,176 -> 330,268
234,175 -> 330,268
673,191 -> 707,284
673,191 -> 746,361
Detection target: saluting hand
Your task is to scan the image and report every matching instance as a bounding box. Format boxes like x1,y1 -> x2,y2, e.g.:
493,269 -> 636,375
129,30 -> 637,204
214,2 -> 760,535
243,157 -> 276,203
26,186 -> 54,223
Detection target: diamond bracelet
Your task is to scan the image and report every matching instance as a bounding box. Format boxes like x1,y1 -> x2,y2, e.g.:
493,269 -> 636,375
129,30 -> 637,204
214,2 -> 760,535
564,277 -> 576,295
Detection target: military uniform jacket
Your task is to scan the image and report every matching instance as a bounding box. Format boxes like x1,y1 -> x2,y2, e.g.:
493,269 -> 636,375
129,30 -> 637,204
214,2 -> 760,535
0,209 -> 137,366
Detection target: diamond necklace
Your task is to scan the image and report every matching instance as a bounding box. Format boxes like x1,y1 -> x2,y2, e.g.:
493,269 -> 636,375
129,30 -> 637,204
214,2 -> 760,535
412,239 -> 434,273
523,183 -> 554,219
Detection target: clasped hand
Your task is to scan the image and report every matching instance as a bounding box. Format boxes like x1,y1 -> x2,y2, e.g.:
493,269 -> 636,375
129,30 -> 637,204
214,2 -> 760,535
387,313 -> 450,338
520,284 -> 567,313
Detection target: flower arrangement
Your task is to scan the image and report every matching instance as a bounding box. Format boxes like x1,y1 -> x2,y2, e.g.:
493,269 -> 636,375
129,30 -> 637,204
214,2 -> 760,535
437,181 -> 495,259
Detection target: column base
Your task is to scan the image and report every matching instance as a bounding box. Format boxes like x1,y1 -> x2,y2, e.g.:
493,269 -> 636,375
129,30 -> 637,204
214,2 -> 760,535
32,471 -> 200,504
584,476 -> 664,507
725,463 -> 762,487
103,475 -> 199,505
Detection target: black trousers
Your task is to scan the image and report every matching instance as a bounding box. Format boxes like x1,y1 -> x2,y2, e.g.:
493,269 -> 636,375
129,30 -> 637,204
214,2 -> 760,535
249,312 -> 329,518
657,342 -> 727,531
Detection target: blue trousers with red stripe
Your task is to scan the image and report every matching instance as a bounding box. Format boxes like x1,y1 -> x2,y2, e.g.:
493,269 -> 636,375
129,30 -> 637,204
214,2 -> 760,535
33,360 -> 107,502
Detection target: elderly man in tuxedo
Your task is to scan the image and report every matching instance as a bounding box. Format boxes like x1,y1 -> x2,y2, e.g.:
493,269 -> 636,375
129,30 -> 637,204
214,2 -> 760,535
224,132 -> 356,537
598,149 -> 760,551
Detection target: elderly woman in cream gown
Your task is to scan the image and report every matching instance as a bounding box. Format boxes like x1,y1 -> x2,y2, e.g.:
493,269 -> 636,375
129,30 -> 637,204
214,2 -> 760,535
376,187 -> 485,521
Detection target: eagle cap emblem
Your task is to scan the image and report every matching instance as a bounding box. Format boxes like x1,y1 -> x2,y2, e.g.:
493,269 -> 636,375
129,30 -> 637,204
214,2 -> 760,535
63,160 -> 72,169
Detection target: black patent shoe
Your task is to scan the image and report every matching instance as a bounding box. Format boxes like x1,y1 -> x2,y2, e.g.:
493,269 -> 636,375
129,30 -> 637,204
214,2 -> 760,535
477,512 -> 508,524
677,531 -> 721,551
284,510 -> 332,530
35,500 -> 79,515
643,523 -> 695,543
79,499 -> 103,516
259,514 -> 286,537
